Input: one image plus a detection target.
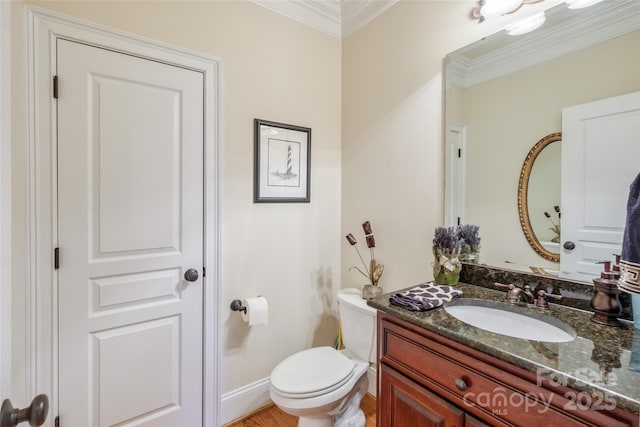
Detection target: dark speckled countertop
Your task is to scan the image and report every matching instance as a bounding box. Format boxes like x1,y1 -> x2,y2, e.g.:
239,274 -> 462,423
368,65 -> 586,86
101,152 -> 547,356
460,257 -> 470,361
368,282 -> 640,416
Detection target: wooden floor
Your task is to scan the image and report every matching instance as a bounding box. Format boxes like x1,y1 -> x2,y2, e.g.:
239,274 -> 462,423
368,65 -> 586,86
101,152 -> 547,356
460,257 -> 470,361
225,393 -> 376,427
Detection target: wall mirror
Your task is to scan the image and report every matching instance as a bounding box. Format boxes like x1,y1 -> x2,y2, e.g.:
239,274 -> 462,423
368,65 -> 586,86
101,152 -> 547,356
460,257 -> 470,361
517,132 -> 561,263
444,1 -> 640,282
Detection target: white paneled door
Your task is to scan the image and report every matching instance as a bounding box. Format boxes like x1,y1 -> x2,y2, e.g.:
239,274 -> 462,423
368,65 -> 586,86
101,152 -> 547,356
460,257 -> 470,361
57,39 -> 204,427
561,91 -> 640,281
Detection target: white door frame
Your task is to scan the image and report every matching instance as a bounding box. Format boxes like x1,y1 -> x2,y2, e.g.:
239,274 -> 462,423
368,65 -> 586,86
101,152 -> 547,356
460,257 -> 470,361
444,123 -> 466,227
0,0 -> 12,401
26,6 -> 221,425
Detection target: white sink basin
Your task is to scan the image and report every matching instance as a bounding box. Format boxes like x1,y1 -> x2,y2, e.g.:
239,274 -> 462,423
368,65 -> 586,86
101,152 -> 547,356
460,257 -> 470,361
444,299 -> 576,343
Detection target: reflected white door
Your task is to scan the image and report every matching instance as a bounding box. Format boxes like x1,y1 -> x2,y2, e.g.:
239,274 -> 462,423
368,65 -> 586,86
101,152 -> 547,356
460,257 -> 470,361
57,39 -> 204,426
561,91 -> 640,280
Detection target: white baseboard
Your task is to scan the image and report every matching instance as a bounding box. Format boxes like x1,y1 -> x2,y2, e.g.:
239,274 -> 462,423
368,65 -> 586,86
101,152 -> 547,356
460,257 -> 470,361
221,377 -> 272,425
221,367 -> 377,425
367,365 -> 377,397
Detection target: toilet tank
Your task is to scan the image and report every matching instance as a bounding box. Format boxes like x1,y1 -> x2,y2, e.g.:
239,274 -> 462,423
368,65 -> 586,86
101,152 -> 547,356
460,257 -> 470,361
337,288 -> 377,363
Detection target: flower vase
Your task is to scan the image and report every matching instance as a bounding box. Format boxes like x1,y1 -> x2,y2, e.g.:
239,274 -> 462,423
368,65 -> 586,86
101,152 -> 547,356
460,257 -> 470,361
433,250 -> 462,286
459,251 -> 479,263
362,284 -> 383,300
459,244 -> 480,263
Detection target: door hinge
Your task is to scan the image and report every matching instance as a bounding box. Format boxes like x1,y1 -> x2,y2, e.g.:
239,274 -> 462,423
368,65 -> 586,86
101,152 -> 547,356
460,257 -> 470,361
55,416 -> 60,427
54,247 -> 60,269
202,266 -> 206,278
458,148 -> 462,158
53,75 -> 59,99
457,217 -> 461,226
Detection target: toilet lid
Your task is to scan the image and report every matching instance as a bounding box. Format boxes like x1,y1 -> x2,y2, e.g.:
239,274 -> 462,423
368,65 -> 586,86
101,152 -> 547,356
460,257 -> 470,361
270,347 -> 355,398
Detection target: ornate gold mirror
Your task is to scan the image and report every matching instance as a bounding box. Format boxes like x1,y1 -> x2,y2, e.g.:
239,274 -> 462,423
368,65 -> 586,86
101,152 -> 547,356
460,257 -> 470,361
518,132 -> 561,263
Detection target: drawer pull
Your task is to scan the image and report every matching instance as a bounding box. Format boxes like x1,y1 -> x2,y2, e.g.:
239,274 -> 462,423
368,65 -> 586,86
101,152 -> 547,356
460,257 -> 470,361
454,378 -> 467,391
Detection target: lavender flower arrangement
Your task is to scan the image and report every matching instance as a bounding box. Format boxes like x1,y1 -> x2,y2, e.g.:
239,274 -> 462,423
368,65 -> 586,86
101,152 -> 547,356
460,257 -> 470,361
345,221 -> 384,287
457,224 -> 481,254
432,227 -> 462,286
432,226 -> 461,256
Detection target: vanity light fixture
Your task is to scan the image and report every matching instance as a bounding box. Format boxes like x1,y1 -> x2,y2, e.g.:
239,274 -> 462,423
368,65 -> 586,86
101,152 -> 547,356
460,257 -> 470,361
480,0 -> 523,18
565,0 -> 603,9
472,0 -> 543,23
505,11 -> 547,35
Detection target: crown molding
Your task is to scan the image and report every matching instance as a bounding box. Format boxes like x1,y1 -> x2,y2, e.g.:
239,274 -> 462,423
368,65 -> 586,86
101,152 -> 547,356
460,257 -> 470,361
341,0 -> 398,38
447,1 -> 640,88
250,0 -> 397,39
251,0 -> 341,37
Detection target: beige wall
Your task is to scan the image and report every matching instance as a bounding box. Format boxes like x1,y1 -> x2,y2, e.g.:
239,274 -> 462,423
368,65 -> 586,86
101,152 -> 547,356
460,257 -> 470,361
10,0 -> 341,408
461,30 -> 640,270
341,1 -> 526,293
8,0 -> 611,421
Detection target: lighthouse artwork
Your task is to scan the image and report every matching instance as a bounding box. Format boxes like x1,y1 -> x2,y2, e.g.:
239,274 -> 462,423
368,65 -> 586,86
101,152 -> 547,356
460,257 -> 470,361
267,139 -> 300,187
254,119 -> 311,203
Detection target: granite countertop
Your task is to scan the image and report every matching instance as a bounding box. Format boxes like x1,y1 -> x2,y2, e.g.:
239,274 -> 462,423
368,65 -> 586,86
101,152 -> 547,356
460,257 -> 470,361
368,282 -> 640,415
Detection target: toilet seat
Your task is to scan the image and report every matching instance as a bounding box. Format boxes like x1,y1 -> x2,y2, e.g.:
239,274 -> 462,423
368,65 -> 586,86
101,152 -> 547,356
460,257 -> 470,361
270,346 -> 355,399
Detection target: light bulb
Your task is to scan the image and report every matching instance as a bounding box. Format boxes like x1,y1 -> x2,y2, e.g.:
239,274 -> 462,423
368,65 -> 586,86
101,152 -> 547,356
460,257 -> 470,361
480,0 -> 524,18
505,11 -> 546,35
565,0 -> 603,9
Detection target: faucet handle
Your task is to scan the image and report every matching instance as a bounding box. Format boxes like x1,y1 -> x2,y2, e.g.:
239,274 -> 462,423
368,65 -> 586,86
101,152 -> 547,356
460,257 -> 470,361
535,289 -> 562,310
494,282 -> 523,303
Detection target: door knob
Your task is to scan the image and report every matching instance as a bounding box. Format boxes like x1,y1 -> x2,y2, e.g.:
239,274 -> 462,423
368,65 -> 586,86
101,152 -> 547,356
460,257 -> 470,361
1,394 -> 48,427
563,241 -> 576,250
184,268 -> 199,282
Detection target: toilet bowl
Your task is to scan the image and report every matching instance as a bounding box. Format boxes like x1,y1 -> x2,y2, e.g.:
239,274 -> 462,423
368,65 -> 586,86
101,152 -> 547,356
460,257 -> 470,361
269,288 -> 377,427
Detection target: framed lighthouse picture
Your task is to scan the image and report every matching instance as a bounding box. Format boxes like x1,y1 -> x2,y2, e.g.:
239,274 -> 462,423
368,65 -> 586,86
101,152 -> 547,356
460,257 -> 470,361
254,119 -> 311,203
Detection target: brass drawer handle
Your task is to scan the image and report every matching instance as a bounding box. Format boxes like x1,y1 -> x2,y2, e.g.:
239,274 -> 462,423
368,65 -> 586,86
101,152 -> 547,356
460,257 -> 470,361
454,378 -> 467,391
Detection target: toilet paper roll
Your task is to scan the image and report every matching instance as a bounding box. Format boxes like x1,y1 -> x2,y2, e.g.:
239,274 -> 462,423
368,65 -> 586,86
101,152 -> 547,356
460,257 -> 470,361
241,296 -> 269,326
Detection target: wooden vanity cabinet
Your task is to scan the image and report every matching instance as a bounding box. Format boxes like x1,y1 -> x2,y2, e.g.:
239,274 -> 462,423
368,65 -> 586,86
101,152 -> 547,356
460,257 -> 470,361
377,312 -> 638,427
380,364 -> 490,427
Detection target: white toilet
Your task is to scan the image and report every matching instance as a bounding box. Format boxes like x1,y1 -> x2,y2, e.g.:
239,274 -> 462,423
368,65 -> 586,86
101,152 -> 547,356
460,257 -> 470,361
269,288 -> 377,427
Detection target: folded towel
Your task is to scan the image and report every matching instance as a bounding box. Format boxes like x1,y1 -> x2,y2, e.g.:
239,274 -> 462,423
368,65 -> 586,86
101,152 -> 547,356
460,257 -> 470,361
389,282 -> 462,312
619,173 -> 640,294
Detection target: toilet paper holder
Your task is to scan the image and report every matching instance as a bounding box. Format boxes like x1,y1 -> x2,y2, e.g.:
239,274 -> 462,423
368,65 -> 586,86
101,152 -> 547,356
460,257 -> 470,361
230,299 -> 247,314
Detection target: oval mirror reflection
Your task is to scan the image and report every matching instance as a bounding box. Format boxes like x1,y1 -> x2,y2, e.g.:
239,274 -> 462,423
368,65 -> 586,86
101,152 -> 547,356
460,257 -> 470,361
528,140 -> 561,254
518,132 -> 561,262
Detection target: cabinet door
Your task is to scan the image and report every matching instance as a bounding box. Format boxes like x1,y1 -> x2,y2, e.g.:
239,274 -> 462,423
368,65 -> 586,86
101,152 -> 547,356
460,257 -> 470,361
465,414 -> 491,427
380,365 -> 465,427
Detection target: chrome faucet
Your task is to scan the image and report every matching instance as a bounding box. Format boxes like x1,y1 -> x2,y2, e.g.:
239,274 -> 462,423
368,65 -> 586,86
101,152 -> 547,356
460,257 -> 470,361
493,282 -> 534,304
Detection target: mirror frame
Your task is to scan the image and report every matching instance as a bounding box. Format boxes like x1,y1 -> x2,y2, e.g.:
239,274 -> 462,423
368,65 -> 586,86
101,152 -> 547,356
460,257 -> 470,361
517,132 -> 562,263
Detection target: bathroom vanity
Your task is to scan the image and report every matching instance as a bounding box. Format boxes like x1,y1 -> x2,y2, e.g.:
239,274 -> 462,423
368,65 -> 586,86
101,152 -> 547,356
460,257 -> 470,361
369,283 -> 640,427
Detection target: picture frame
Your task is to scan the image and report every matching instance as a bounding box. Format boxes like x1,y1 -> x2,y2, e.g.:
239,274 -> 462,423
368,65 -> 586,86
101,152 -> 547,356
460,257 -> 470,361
254,119 -> 311,203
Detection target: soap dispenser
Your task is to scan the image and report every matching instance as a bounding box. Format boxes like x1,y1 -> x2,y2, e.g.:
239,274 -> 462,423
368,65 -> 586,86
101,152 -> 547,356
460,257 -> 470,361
612,254 -> 622,277
590,260 -> 623,327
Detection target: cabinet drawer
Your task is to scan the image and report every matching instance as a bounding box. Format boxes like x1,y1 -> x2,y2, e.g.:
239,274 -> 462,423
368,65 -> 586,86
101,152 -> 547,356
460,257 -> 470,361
379,315 -> 631,427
